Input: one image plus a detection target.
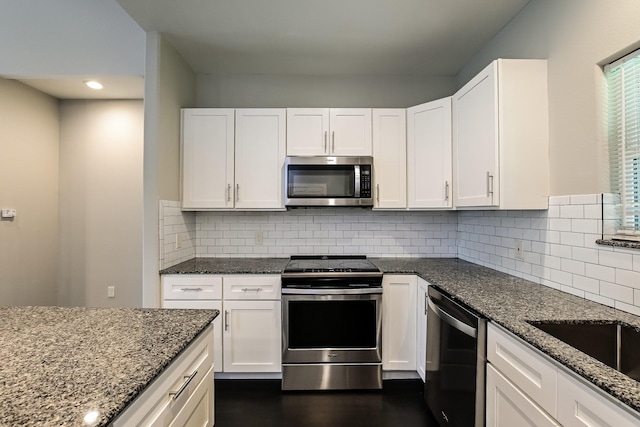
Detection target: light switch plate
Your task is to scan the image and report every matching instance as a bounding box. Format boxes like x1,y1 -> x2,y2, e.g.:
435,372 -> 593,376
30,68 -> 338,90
1,209 -> 16,218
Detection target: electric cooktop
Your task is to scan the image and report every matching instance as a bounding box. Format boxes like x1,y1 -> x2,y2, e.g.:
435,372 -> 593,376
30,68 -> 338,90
283,255 -> 381,274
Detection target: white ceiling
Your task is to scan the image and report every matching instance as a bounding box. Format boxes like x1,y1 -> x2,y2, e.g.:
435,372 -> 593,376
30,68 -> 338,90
17,76 -> 145,100
116,0 -> 530,76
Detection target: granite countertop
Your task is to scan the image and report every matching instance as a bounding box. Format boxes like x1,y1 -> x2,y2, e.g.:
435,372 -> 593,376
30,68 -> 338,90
160,257 -> 288,275
0,306 -> 218,427
370,257 -> 640,413
161,256 -> 640,413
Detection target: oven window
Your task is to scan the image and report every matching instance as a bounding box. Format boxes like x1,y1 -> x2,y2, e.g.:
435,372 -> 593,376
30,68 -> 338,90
288,300 -> 377,348
287,165 -> 355,198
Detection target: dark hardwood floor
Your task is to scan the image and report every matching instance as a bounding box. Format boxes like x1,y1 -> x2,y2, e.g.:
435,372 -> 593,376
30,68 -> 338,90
215,379 -> 440,427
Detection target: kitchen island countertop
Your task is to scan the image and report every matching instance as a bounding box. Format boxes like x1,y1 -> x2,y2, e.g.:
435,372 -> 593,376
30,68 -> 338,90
0,306 -> 218,427
162,256 -> 640,413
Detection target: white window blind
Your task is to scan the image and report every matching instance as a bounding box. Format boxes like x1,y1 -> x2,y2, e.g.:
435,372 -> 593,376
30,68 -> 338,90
606,49 -> 640,235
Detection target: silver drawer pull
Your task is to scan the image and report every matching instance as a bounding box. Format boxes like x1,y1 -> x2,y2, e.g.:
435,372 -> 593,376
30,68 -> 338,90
169,370 -> 198,400
180,287 -> 203,292
241,287 -> 262,292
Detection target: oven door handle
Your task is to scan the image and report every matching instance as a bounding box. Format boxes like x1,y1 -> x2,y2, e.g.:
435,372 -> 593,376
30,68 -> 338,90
428,297 -> 477,338
282,288 -> 382,295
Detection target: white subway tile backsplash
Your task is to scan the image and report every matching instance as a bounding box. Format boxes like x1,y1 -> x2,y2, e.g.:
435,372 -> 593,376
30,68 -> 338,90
161,193 -> 640,316
616,269 -> 640,289
600,281 -> 633,303
599,250 -> 633,270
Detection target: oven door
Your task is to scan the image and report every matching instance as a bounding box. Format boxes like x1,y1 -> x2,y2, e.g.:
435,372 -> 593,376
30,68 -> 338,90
282,291 -> 382,364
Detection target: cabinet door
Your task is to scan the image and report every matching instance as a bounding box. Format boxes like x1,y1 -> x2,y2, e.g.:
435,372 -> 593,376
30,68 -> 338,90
557,369 -> 640,427
222,300 -> 282,372
235,109 -> 286,209
372,109 -> 407,209
486,364 -> 560,427
416,278 -> 428,382
163,300 -> 223,374
382,275 -> 417,371
453,61 -> 499,207
181,109 -> 234,209
286,108 -> 330,156
329,108 -> 372,156
407,98 -> 452,208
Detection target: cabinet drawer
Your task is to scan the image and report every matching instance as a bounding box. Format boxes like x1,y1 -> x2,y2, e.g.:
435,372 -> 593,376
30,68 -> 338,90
557,369 -> 640,427
223,275 -> 281,300
487,323 -> 557,417
112,325 -> 214,426
162,275 -> 222,300
169,365 -> 214,427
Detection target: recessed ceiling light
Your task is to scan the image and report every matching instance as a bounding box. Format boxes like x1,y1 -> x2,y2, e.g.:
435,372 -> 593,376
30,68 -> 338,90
84,80 -> 103,90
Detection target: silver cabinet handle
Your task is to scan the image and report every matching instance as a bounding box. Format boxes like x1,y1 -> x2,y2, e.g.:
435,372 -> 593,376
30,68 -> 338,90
236,184 -> 239,202
241,287 -> 262,292
445,181 -> 449,202
425,293 -> 428,315
376,184 -> 380,203
331,131 -> 335,153
427,297 -> 477,338
486,172 -> 494,198
227,184 -> 231,202
324,131 -> 328,153
180,287 -> 202,292
224,310 -> 229,331
169,370 -> 198,400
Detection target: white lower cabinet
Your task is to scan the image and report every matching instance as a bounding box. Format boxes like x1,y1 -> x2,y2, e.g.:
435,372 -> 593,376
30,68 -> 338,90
486,364 -> 560,427
222,299 -> 281,373
382,275 -> 417,371
221,275 -> 281,373
416,278 -> 428,382
162,274 -> 281,375
487,323 -> 640,427
113,325 -> 215,427
162,275 -> 223,373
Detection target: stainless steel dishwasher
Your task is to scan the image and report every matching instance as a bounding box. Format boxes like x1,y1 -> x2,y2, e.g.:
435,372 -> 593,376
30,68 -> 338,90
425,286 -> 487,427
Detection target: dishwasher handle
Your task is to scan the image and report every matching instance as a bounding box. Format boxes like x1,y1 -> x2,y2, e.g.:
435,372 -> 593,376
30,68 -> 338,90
428,297 -> 477,338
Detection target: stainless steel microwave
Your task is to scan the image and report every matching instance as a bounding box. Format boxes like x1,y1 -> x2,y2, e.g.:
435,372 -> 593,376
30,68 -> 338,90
284,156 -> 374,207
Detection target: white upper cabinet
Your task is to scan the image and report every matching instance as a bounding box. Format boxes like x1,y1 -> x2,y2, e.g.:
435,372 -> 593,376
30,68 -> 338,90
181,109 -> 235,209
453,59 -> 549,209
181,108 -> 286,211
286,109 -> 330,155
235,109 -> 286,209
407,98 -> 453,209
372,109 -> 407,209
286,108 -> 372,156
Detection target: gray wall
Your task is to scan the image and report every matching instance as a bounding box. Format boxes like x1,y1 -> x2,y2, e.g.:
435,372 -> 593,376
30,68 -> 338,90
143,33 -> 196,307
196,73 -> 457,108
58,100 -> 144,307
457,0 -> 640,197
0,79 -> 60,306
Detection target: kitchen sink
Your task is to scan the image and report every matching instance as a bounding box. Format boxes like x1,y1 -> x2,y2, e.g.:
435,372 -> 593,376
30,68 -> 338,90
528,320 -> 640,382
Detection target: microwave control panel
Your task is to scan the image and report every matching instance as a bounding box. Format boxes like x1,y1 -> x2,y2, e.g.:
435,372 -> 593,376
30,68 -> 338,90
360,166 -> 371,198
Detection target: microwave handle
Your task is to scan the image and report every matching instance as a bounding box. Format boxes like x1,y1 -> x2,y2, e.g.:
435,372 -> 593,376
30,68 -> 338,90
354,165 -> 361,198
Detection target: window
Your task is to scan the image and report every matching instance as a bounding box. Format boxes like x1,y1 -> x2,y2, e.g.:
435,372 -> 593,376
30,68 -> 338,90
606,49 -> 640,236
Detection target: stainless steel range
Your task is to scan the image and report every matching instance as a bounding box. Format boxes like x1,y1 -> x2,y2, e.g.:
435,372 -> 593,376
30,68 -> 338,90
281,255 -> 383,391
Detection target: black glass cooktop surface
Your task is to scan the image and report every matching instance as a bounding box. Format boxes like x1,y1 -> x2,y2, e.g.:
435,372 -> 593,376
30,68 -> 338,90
283,255 -> 380,273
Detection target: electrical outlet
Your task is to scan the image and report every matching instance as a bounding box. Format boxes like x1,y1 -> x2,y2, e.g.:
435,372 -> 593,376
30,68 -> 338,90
255,231 -> 263,245
175,234 -> 181,249
107,286 -> 115,298
515,239 -> 524,260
